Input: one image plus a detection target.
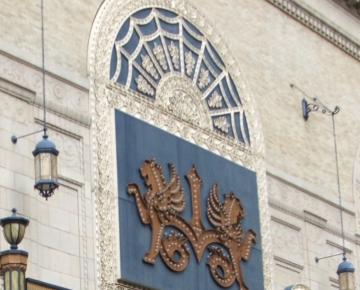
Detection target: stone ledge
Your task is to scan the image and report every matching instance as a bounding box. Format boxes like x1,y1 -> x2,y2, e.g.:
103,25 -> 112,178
274,256 -> 304,273
333,0 -> 360,18
326,239 -> 352,254
0,77 -> 35,103
269,198 -> 358,244
271,216 -> 301,231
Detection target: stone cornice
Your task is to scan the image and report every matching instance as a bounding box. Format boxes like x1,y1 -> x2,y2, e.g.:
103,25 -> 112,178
265,0 -> 360,62
334,0 -> 360,18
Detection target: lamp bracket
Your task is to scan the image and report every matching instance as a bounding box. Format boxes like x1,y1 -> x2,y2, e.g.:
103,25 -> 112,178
302,98 -> 340,121
11,129 -> 45,144
315,252 -> 343,263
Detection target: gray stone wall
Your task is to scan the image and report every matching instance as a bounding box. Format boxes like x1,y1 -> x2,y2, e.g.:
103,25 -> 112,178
0,0 -> 359,289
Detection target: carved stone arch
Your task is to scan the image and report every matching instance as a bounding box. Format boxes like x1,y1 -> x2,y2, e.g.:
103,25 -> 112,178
88,1 -> 273,289
353,145 -> 360,233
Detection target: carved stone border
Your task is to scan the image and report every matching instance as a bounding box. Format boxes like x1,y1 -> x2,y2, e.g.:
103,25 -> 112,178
353,144 -> 360,234
88,0 -> 273,289
265,0 -> 360,62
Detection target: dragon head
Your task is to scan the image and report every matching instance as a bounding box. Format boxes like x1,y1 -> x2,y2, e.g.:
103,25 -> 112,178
140,159 -> 167,197
223,193 -> 244,227
139,160 -> 154,188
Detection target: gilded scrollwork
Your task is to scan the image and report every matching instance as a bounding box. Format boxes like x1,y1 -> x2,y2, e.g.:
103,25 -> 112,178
128,159 -> 256,290
88,1 -> 273,290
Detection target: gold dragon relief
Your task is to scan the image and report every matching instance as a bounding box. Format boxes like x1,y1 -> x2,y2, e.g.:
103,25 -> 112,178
127,159 -> 256,290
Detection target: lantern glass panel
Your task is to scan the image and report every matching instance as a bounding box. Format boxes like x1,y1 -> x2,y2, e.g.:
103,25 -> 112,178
40,152 -> 52,180
3,223 -> 12,244
18,224 -> 26,243
34,154 -> 41,181
10,223 -> 20,243
51,153 -> 58,180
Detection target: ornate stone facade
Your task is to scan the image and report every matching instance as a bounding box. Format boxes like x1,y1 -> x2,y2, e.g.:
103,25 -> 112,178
0,0 -> 359,289
88,1 -> 272,289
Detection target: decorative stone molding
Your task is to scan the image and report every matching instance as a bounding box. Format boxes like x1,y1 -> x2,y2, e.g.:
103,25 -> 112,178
267,167 -> 356,216
0,252 -> 28,272
353,144 -> 360,234
271,216 -> 301,231
326,240 -> 352,254
0,54 -> 90,127
269,198 -> 358,244
0,77 -> 35,103
88,0 -> 273,289
273,256 -> 304,272
303,210 -> 327,229
265,0 -> 360,62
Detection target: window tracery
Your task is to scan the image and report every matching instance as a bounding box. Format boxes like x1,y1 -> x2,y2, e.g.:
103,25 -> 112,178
110,8 -> 250,145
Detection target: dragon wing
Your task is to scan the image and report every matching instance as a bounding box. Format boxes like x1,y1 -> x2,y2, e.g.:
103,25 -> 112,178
155,163 -> 185,214
207,184 -> 224,228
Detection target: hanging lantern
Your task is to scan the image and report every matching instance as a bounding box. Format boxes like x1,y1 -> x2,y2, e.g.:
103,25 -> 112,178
0,208 -> 29,250
337,258 -> 355,290
32,134 -> 59,199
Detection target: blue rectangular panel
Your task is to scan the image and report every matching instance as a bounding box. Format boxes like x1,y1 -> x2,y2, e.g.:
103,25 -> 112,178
115,110 -> 264,290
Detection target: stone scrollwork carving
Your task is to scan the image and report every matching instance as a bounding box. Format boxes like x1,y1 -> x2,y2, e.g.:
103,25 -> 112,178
88,0 -> 273,289
214,116 -> 230,134
197,68 -> 210,90
128,159 -> 256,290
208,91 -> 223,109
135,75 -> 155,97
353,145 -> 360,234
156,74 -> 211,129
185,51 -> 195,76
141,55 -> 159,80
153,43 -> 168,70
169,41 -> 180,70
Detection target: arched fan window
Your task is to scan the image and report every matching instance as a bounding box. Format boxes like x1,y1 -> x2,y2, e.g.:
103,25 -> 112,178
110,8 -> 250,145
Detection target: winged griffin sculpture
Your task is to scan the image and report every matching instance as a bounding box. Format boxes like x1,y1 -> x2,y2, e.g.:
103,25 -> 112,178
128,159 -> 256,290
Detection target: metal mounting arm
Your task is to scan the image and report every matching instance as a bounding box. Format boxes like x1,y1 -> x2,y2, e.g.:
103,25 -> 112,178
11,129 -> 45,144
315,252 -> 343,263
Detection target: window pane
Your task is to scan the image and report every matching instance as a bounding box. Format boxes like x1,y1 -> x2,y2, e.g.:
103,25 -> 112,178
51,154 -> 58,180
40,153 -> 51,179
